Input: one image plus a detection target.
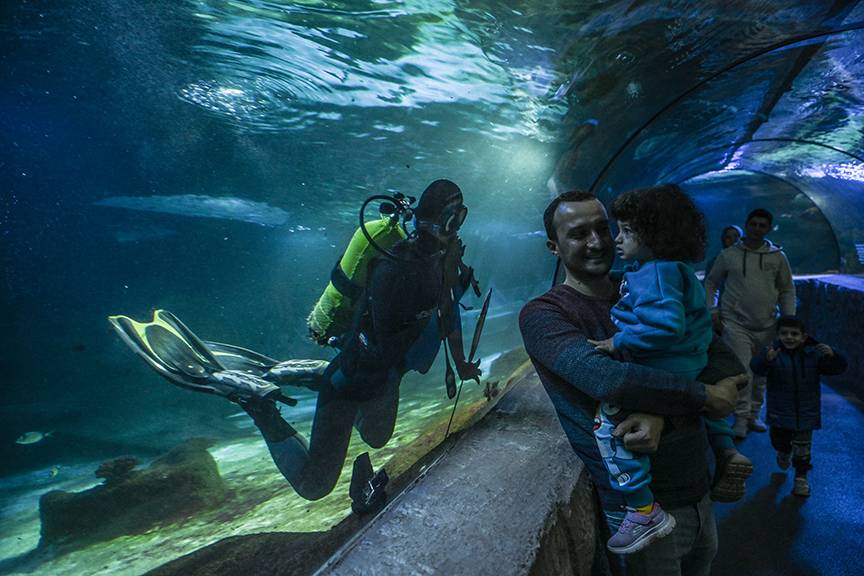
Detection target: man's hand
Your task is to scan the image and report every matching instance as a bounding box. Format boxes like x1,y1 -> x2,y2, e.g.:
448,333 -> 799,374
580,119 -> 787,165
613,413 -> 665,454
766,347 -> 779,362
702,374 -> 746,418
588,337 -> 616,355
815,343 -> 834,357
711,312 -> 724,335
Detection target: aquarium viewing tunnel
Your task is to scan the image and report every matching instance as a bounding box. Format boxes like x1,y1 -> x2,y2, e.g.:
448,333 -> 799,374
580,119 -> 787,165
2,1 -> 863,575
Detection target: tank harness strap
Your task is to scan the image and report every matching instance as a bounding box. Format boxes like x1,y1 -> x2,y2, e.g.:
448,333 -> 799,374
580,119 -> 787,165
330,258 -> 364,301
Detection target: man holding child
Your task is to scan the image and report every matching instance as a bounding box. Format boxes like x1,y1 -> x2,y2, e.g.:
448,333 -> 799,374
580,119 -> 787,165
520,188 -> 746,575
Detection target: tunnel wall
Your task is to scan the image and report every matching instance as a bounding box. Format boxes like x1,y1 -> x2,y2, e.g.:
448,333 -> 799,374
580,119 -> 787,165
795,276 -> 864,394
317,368 -> 604,576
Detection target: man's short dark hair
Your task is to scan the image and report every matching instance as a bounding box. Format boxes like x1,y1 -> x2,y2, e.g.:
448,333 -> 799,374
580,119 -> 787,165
777,315 -> 806,332
610,184 -> 706,262
543,190 -> 598,241
746,208 -> 773,226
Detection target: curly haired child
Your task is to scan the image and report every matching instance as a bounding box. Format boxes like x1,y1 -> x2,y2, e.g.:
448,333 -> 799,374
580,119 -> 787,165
587,184 -> 753,554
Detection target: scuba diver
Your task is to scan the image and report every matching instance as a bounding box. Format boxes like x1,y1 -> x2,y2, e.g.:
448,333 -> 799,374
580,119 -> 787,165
109,180 -> 487,501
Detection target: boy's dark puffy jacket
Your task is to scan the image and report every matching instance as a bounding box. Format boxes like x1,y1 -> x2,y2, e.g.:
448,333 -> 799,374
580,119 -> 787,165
751,338 -> 847,430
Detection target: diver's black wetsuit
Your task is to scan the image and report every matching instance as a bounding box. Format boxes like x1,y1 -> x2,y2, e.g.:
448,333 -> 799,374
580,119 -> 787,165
246,235 -> 456,500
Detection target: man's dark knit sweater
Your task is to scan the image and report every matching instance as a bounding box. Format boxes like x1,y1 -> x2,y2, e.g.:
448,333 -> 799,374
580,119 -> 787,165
519,283 -> 742,519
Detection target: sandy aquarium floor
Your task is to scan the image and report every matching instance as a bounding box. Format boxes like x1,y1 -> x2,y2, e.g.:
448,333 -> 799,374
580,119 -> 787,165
0,351 -> 524,576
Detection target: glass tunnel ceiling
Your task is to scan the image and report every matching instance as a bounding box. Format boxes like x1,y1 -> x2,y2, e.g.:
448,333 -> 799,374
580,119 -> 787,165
37,0 -> 859,227
546,2 -> 864,272
26,0 -> 859,240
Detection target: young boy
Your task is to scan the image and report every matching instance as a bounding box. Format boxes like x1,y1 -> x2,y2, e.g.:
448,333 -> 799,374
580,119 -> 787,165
751,316 -> 847,496
589,184 -> 752,554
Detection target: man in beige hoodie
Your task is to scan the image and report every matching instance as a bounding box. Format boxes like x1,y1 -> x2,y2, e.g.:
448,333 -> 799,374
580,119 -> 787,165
705,208 -> 796,438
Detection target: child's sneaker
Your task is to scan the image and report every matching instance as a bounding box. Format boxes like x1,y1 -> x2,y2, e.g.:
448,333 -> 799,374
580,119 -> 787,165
711,450 -> 753,502
793,477 -> 811,497
732,417 -> 749,439
776,451 -> 792,470
607,504 -> 676,554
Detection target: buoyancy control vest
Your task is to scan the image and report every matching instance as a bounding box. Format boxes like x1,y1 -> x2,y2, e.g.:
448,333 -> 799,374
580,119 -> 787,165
307,218 -> 406,345
334,235 -> 481,400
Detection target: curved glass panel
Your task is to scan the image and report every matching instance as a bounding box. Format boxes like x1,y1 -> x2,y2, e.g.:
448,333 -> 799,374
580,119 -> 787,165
546,3 -> 860,193
593,27 -> 864,273
1,2 -> 558,573
683,169 -> 841,274
595,29 -> 864,194
669,140 -> 863,273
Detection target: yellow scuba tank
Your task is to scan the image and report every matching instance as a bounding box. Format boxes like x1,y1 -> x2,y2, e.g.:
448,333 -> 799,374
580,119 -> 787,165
307,217 -> 406,345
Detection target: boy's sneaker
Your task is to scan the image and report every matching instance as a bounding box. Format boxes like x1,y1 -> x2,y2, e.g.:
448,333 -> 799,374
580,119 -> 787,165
711,450 -> 753,502
748,418 -> 768,433
776,451 -> 792,471
793,477 -> 811,497
607,504 -> 676,555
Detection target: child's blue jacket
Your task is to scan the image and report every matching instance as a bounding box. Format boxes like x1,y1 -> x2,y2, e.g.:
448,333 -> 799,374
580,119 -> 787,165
611,260 -> 713,376
751,338 -> 847,430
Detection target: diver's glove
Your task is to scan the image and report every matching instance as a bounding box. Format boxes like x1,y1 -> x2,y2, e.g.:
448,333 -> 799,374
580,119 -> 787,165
266,359 -> 330,389
455,357 -> 482,384
208,370 -> 296,406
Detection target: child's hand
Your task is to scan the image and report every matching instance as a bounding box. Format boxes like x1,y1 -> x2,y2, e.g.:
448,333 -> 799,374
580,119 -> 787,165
766,347 -> 779,362
588,337 -> 616,355
815,343 -> 834,356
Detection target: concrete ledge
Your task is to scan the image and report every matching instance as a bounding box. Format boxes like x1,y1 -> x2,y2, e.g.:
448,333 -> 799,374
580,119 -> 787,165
318,370 -> 600,576
795,274 -> 863,394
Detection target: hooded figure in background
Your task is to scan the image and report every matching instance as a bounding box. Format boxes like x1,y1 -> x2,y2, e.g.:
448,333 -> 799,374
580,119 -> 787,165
704,208 -> 796,439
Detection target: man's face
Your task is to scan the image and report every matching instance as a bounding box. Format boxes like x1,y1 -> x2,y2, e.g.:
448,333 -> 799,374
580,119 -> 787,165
778,326 -> 807,350
547,200 -> 614,279
745,216 -> 771,242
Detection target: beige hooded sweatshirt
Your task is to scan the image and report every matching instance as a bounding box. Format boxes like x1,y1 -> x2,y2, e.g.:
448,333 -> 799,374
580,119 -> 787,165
704,239 -> 796,331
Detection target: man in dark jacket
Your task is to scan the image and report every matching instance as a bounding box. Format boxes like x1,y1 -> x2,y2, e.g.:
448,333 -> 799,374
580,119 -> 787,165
519,190 -> 746,575
751,316 -> 847,497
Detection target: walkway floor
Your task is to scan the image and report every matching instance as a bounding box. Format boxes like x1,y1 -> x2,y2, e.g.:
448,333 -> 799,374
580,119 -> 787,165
711,384 -> 864,576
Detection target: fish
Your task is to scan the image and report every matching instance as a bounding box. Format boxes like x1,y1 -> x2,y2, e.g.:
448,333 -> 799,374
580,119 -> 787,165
49,465 -> 61,479
16,431 -> 53,445
94,194 -> 290,227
